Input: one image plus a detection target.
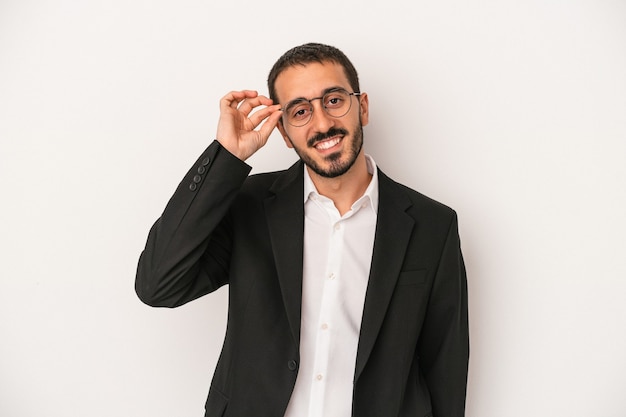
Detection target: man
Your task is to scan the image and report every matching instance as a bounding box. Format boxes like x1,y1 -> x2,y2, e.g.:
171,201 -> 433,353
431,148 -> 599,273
136,43 -> 468,417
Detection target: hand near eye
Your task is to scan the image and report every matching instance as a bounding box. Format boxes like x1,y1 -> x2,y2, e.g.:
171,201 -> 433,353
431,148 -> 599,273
216,90 -> 283,161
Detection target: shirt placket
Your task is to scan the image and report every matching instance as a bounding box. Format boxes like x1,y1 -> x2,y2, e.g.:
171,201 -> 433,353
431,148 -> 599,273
308,213 -> 343,417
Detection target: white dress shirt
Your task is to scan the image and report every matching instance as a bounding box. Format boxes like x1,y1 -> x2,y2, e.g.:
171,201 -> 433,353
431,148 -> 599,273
284,155 -> 379,417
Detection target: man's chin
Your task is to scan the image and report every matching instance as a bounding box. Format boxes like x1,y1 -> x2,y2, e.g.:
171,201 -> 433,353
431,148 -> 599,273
310,155 -> 355,178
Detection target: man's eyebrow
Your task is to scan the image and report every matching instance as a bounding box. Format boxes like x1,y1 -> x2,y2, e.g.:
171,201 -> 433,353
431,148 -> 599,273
285,86 -> 346,105
321,85 -> 345,95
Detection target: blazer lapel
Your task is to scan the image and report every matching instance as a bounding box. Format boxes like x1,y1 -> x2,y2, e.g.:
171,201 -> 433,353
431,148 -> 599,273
354,169 -> 415,381
264,161 -> 305,349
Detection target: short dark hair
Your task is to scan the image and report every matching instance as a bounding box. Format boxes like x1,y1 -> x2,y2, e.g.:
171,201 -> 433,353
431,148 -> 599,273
267,43 -> 360,104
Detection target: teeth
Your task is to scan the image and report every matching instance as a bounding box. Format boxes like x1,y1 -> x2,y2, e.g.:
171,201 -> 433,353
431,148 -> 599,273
316,137 -> 341,150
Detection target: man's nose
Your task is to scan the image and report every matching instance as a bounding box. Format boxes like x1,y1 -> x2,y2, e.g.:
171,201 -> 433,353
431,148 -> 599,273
309,100 -> 335,132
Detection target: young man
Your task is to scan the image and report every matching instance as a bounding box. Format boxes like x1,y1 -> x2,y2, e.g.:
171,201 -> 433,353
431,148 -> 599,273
136,43 -> 468,417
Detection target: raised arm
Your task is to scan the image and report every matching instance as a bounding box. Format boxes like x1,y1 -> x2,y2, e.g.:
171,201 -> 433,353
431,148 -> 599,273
135,91 -> 282,307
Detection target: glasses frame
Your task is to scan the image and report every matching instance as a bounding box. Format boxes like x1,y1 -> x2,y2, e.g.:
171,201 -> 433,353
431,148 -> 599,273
280,87 -> 362,127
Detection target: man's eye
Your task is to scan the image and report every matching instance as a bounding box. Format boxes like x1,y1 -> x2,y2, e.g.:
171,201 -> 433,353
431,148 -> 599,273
292,107 -> 310,119
325,95 -> 343,108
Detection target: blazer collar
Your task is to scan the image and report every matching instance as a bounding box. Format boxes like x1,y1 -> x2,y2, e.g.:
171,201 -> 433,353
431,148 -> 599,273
354,169 -> 415,381
264,161 -> 306,349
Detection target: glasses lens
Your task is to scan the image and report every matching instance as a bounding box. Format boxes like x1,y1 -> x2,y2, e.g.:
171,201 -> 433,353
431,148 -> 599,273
285,100 -> 312,127
323,89 -> 352,118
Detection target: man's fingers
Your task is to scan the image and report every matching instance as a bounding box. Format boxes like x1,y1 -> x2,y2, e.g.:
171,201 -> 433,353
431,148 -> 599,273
257,107 -> 283,140
237,95 -> 274,117
216,91 -> 281,160
248,104 -> 282,128
220,90 -> 259,111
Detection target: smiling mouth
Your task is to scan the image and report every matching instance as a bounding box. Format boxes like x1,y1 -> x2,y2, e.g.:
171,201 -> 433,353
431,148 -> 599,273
313,136 -> 342,151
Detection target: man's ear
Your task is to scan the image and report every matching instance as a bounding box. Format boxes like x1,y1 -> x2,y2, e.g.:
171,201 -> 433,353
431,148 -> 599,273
359,92 -> 369,127
276,120 -> 294,149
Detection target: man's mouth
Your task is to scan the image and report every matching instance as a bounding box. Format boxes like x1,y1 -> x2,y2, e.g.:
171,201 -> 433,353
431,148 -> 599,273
314,136 -> 342,150
308,128 -> 348,151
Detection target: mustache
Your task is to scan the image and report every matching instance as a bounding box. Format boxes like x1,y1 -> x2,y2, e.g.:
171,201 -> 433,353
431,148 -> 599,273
307,128 -> 349,147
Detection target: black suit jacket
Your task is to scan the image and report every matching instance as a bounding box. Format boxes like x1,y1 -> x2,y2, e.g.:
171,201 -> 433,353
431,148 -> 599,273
136,140 -> 468,417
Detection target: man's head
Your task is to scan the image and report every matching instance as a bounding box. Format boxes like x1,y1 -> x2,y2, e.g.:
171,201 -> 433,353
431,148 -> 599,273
268,43 -> 369,179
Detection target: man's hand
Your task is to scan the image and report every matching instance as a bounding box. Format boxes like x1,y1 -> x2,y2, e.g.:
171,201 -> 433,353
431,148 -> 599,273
216,90 -> 283,161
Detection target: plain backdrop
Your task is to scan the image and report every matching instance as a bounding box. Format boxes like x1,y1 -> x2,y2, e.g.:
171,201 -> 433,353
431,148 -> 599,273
1,0 -> 625,416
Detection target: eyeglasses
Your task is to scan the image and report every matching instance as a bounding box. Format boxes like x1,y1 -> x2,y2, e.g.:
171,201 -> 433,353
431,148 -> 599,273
280,88 -> 362,127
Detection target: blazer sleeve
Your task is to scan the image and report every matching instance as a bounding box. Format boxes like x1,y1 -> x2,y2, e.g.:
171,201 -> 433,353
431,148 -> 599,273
135,140 -> 251,308
419,213 -> 469,417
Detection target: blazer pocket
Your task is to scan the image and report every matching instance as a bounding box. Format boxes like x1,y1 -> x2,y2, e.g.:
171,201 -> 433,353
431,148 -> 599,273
205,388 -> 229,417
397,269 -> 428,286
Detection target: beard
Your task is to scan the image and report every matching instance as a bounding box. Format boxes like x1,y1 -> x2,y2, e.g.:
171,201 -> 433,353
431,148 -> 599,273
288,121 -> 364,179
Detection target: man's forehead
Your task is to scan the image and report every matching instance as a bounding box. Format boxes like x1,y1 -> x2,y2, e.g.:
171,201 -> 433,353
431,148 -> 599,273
274,61 -> 350,102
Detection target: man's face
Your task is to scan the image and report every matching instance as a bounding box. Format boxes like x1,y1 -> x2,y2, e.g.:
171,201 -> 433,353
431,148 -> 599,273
274,62 -> 369,178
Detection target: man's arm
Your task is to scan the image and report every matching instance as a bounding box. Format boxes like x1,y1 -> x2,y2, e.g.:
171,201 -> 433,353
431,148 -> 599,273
135,141 -> 250,307
135,91 -> 283,307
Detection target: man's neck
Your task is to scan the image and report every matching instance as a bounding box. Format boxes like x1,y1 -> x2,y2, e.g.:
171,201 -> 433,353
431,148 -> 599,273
307,152 -> 372,216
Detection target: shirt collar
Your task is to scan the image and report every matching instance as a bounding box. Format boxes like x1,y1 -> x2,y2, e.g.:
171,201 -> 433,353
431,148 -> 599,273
303,154 -> 379,215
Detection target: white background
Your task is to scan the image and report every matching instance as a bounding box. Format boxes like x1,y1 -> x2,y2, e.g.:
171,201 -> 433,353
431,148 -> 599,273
1,0 -> 625,416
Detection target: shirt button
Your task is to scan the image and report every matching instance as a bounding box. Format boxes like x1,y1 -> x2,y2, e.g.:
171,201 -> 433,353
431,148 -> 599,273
328,273 -> 335,280
287,360 -> 298,371
334,223 -> 341,231
316,374 -> 323,381
321,323 -> 328,330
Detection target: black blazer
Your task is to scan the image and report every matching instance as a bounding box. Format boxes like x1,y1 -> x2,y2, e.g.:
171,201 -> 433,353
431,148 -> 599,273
136,140 -> 469,417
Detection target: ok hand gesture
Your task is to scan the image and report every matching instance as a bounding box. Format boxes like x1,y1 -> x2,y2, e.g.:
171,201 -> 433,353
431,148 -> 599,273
216,90 -> 283,161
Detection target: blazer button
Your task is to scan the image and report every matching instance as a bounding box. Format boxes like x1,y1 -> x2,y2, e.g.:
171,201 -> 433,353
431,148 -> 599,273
189,183 -> 197,191
287,360 -> 298,371
197,166 -> 206,174
193,174 -> 202,184
201,157 -> 211,166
